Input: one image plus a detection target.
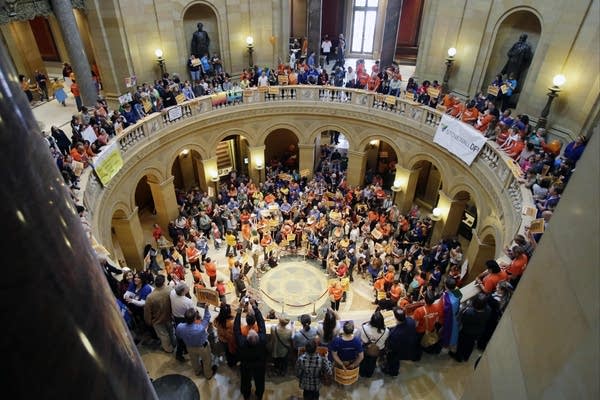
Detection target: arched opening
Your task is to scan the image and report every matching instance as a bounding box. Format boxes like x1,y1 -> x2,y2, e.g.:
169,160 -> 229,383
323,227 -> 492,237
483,10 -> 541,108
314,130 -> 349,174
216,134 -> 251,179
183,4 -> 220,64
363,139 -> 398,189
412,160 -> 443,209
264,129 -> 299,172
454,190 -> 477,246
134,176 -> 155,214
110,209 -> 128,268
171,149 -> 204,192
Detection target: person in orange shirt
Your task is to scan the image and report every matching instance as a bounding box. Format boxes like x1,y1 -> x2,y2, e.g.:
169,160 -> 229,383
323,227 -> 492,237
329,281 -> 344,311
442,93 -> 457,110
506,137 -> 525,160
383,268 -> 395,291
186,242 -> 201,271
70,79 -> 83,111
70,143 -> 89,167
373,274 -> 386,304
501,246 -> 528,286
365,72 -> 381,92
461,100 -> 479,125
476,109 -> 495,132
476,260 -> 508,294
412,292 -> 443,358
448,100 -> 465,118
204,257 -> 218,287
389,281 -> 405,303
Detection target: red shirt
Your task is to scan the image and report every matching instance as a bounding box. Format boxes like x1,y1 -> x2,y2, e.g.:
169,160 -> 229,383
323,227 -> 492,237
506,254 -> 528,278
482,271 -> 508,293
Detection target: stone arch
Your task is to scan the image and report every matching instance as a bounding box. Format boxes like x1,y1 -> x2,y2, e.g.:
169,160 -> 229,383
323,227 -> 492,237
110,202 -> 131,220
481,7 -> 542,103
357,133 -> 404,166
181,1 -> 222,59
307,124 -> 354,149
447,181 -> 483,228
128,168 -> 165,214
209,128 -> 255,157
258,122 -> 303,145
166,143 -> 207,178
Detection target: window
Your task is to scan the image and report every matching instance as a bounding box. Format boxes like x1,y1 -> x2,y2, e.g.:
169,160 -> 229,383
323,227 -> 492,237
351,0 -> 378,53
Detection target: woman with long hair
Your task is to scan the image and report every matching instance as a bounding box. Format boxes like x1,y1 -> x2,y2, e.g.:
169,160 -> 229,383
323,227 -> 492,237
214,303 -> 237,367
359,309 -> 389,377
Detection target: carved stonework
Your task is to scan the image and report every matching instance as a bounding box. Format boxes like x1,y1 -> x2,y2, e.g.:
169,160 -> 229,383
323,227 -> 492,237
0,0 -> 86,25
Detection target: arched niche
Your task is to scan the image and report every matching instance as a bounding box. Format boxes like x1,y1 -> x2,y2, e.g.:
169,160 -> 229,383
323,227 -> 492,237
171,149 -> 203,191
482,9 -> 542,108
412,159 -> 443,209
217,134 -> 251,178
183,3 -> 220,60
363,139 -> 398,189
264,129 -> 299,171
134,175 -> 155,214
453,190 -> 478,244
314,130 -> 349,174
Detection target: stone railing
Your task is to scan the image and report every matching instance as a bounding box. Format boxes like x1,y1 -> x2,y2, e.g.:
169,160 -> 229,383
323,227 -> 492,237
82,85 -> 534,255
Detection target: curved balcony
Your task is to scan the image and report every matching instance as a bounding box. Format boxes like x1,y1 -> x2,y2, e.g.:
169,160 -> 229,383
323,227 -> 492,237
81,85 -> 535,282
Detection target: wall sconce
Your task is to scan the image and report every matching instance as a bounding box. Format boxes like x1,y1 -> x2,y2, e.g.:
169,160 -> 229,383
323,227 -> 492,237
180,149 -> 190,157
246,36 -> 254,67
369,139 -> 379,149
155,48 -> 166,76
442,47 -> 457,93
536,74 -> 566,130
431,207 -> 442,221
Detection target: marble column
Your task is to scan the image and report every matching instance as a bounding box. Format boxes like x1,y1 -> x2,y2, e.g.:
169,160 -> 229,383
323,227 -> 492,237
298,143 -> 315,178
397,166 -> 420,213
430,190 -> 466,244
307,0 -> 322,59
201,157 -> 219,197
0,44 -> 157,399
50,0 -> 97,106
346,150 -> 367,187
248,145 -> 266,184
464,229 -> 496,282
112,207 -> 146,269
1,21 -> 45,78
147,176 -> 180,230
380,0 -> 403,67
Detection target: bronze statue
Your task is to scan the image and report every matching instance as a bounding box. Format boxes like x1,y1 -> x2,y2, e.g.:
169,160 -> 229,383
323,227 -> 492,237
501,33 -> 533,82
191,22 -> 210,58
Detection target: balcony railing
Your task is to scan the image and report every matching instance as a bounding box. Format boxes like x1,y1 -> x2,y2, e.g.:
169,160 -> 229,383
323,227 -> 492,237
83,85 -> 534,251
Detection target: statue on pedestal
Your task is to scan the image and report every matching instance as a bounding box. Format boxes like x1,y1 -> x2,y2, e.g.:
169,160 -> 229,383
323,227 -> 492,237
191,22 -> 210,58
501,33 -> 533,82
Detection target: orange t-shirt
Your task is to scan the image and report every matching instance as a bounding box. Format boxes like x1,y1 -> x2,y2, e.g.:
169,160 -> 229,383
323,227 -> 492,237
461,107 -> 479,124
70,83 -> 80,96
329,286 -> 343,301
205,261 -> 217,277
261,235 -> 272,247
374,278 -> 385,292
186,247 -> 200,263
384,271 -> 395,284
506,254 -> 528,278
241,323 -> 260,336
390,284 -> 403,301
482,271 -> 508,293
413,302 -> 442,333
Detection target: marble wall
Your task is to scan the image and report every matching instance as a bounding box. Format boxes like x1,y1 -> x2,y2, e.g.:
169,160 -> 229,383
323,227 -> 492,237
462,127 -> 600,400
415,0 -> 600,140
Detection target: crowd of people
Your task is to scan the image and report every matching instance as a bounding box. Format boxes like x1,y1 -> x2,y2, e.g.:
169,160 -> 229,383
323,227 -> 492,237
34,48 -> 589,399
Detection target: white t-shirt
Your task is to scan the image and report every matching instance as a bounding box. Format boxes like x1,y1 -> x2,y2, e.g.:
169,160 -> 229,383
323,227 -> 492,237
170,291 -> 194,318
258,75 -> 269,87
360,323 -> 389,350
321,40 -> 332,53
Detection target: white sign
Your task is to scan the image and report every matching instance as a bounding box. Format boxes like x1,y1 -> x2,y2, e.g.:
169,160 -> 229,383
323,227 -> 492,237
433,114 -> 486,166
81,125 -> 97,143
167,106 -> 183,122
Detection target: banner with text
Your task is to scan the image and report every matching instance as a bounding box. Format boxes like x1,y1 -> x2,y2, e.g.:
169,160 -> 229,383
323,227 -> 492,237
92,142 -> 124,186
433,114 -> 486,166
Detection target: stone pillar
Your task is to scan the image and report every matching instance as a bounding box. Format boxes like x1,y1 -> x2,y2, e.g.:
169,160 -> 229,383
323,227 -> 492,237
85,2 -> 136,106
380,0 -> 403,67
176,153 -> 196,190
298,143 -> 315,178
111,207 -> 146,270
346,150 -> 367,187
248,145 -> 266,184
307,0 -> 322,59
201,157 -> 219,196
146,176 -> 179,230
1,21 -> 45,78
50,0 -> 97,107
397,166 -> 420,213
464,229 -> 496,282
430,190 -> 466,244
0,43 -> 157,399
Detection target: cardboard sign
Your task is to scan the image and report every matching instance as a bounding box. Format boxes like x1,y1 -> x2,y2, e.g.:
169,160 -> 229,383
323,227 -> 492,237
142,98 -> 153,113
268,86 -> 280,95
278,75 -> 288,85
300,169 -> 311,177
258,86 -> 268,93
487,85 -> 500,96
191,58 -> 201,67
175,94 -> 186,104
529,218 -> 545,234
287,233 -> 296,242
385,95 -> 397,105
501,84 -> 510,94
522,206 -> 537,218
71,160 -> 84,177
427,87 -> 440,98
196,288 -> 220,306
404,91 -> 415,101
243,89 -> 254,97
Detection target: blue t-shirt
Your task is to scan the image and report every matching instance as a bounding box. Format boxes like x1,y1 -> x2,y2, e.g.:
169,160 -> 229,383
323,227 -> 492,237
330,335 -> 363,362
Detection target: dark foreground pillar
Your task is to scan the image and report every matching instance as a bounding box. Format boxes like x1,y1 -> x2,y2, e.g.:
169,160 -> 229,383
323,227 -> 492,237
50,0 -> 98,106
0,41 -> 157,399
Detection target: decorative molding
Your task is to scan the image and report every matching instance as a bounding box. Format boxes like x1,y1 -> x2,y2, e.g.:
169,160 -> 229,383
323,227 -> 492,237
0,0 -> 86,25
